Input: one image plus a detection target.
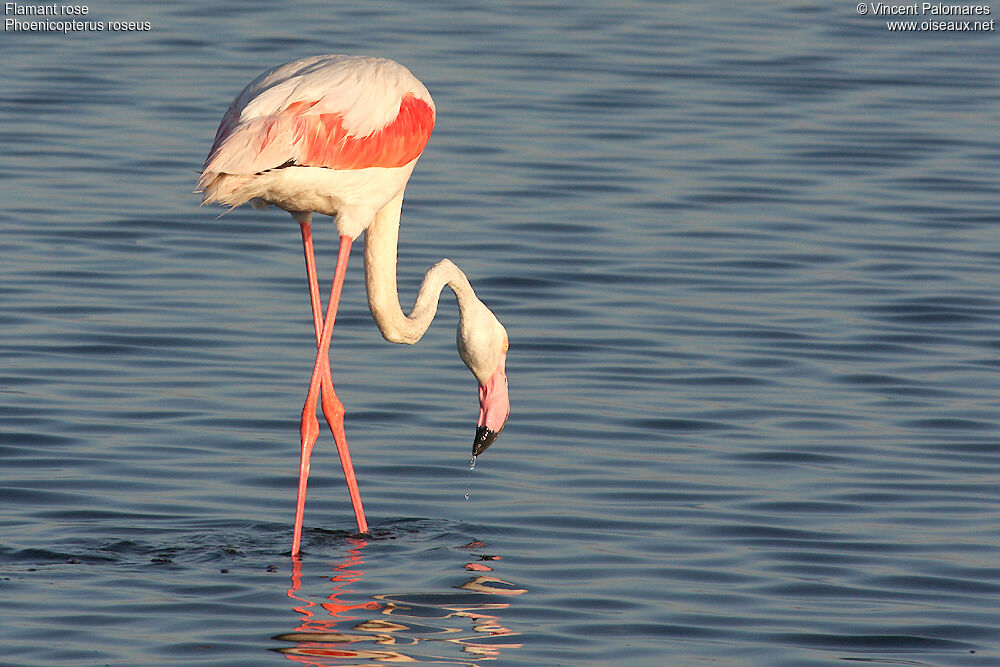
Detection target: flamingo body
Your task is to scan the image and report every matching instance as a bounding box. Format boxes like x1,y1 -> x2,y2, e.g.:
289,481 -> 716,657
198,55 -> 509,556
199,55 -> 436,238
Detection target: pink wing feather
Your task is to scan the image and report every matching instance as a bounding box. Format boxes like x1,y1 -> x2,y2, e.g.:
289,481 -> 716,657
198,56 -> 435,206
203,90 -> 434,176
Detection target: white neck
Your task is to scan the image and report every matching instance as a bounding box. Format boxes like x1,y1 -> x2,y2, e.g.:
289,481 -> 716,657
363,191 -> 479,345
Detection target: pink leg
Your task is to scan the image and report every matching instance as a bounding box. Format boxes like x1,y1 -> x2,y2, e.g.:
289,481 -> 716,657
300,223 -> 345,446
293,227 -> 368,556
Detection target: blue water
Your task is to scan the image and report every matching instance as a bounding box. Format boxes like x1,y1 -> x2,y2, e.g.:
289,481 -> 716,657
2,2 -> 1000,665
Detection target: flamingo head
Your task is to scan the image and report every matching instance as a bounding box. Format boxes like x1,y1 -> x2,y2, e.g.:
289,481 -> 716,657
457,302 -> 509,455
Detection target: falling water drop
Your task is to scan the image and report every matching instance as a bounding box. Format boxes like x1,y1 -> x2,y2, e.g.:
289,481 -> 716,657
464,456 -> 477,500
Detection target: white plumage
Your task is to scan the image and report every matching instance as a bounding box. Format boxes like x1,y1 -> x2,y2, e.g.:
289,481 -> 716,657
198,55 -> 436,238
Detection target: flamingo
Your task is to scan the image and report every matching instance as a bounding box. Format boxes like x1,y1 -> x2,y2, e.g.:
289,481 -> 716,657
197,55 -> 510,556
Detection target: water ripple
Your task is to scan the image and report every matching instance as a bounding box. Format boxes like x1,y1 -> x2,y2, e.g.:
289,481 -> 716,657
3,1 -> 1000,665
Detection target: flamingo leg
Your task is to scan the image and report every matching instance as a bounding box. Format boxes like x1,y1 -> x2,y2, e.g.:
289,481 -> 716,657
300,223 -> 347,446
293,226 -> 368,556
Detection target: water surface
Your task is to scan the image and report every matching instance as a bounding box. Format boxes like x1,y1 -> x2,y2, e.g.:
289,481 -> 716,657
2,2 -> 1000,665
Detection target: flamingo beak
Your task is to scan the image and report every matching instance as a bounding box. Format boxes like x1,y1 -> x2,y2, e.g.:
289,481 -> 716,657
473,353 -> 508,456
473,425 -> 501,455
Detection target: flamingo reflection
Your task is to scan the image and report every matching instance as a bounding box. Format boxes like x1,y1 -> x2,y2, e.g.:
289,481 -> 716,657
273,537 -> 524,665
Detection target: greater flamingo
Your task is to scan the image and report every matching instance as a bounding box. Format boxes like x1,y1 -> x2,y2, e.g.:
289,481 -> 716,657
197,55 -> 509,555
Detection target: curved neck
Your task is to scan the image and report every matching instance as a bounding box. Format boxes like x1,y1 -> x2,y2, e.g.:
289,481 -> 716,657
364,192 -> 478,344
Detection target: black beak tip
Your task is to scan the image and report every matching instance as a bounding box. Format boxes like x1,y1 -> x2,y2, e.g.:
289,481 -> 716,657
473,425 -> 502,456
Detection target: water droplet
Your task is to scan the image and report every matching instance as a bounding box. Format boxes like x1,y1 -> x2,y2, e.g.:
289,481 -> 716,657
464,456 -> 477,500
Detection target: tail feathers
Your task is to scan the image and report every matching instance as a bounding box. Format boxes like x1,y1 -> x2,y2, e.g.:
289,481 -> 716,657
196,171 -> 255,207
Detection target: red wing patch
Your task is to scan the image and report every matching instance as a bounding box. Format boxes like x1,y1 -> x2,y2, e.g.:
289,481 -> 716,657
292,94 -> 435,170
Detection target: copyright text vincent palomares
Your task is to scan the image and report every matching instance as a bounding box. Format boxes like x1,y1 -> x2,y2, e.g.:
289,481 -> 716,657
858,3 -> 995,31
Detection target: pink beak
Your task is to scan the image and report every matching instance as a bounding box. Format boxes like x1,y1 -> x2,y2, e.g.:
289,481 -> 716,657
473,353 -> 509,455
